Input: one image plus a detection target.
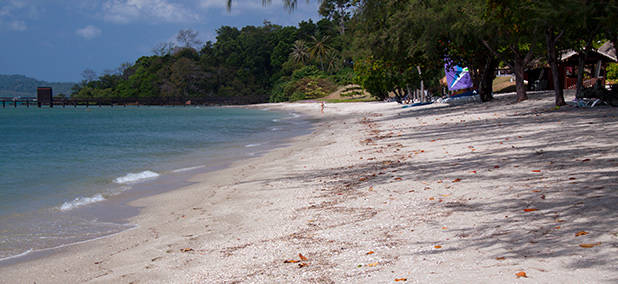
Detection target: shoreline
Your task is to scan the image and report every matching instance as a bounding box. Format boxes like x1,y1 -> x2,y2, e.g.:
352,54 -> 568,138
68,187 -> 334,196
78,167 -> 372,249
1,95 -> 616,283
0,106 -> 314,265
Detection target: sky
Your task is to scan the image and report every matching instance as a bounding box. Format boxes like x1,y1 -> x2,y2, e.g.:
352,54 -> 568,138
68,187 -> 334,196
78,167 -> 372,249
0,0 -> 321,82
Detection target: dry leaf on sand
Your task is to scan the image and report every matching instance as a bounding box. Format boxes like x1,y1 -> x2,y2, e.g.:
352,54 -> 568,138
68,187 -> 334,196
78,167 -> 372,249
395,278 -> 407,282
299,253 -> 309,261
515,271 -> 527,278
368,262 -> 379,267
579,243 -> 601,248
284,260 -> 300,263
575,231 -> 588,237
523,208 -> 538,212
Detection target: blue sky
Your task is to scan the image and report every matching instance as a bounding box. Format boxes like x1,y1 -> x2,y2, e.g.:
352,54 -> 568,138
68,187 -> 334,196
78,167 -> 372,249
0,0 -> 321,82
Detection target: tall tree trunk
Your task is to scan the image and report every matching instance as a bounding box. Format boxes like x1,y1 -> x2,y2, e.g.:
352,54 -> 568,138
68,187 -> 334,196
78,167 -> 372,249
575,49 -> 587,98
545,27 -> 565,106
513,57 -> 528,102
478,55 -> 497,102
416,66 -> 425,102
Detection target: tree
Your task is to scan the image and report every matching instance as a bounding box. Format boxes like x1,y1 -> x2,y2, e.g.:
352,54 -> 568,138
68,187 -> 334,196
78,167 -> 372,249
290,40 -> 311,64
310,35 -> 331,70
528,0 -> 581,106
152,41 -> 175,56
482,0 -> 542,102
176,29 -> 202,49
81,69 -> 97,83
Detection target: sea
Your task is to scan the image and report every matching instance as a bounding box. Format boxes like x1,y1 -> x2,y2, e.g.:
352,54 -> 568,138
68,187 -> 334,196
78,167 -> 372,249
0,105 -> 311,262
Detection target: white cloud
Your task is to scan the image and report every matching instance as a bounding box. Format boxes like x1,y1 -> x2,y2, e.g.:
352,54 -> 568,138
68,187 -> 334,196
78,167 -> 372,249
9,20 -> 26,31
103,0 -> 199,24
76,25 -> 102,39
199,0 -> 226,9
0,0 -> 34,31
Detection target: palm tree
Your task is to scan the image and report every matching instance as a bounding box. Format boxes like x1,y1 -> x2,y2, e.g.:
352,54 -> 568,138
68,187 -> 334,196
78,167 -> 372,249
310,35 -> 331,71
290,40 -> 310,64
325,49 -> 341,73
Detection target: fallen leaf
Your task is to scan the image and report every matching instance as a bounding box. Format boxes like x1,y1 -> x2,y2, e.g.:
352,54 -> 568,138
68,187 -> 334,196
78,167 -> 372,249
368,262 -> 379,267
299,253 -> 309,261
471,170 -> 477,174
532,170 -> 541,173
394,177 -> 402,181
434,245 -> 442,249
554,226 -> 560,229
395,278 -> 407,282
575,231 -> 588,237
515,271 -> 527,278
284,260 -> 300,263
429,197 -> 435,200
532,190 -> 541,193
582,159 -> 591,162
494,165 -> 500,168
359,177 -> 367,181
569,177 -> 577,180
442,226 -> 447,229
496,257 -> 506,260
579,242 -> 601,248
298,263 -> 309,268
523,208 -> 538,212
366,251 -> 375,255
452,178 -> 462,183
180,248 -> 193,253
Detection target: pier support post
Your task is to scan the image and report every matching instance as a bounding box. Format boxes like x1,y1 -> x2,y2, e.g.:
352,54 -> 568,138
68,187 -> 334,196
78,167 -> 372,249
2,101 -> 5,108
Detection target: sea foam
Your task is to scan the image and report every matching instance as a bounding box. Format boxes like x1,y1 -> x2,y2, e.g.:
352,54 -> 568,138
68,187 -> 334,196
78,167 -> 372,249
171,165 -> 206,173
59,194 -> 105,211
113,171 -> 160,184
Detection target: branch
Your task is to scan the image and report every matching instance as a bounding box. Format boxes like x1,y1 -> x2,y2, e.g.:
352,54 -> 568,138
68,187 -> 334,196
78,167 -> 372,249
523,49 -> 534,65
482,39 -> 513,70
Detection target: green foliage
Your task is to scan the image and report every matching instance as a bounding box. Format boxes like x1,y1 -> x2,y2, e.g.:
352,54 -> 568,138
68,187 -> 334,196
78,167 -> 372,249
607,63 -> 618,81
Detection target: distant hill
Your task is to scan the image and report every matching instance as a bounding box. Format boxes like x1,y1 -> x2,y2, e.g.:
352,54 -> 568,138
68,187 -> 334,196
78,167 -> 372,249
0,74 -> 75,98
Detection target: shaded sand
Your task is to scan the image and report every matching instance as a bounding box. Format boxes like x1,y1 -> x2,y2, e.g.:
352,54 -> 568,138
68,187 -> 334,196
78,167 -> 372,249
1,92 -> 616,283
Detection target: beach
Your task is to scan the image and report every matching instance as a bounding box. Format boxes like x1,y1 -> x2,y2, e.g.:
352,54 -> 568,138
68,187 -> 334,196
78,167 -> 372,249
1,91 -> 616,283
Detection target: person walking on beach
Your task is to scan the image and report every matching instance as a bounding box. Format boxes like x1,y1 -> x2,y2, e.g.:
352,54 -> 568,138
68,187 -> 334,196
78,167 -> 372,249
320,101 -> 325,113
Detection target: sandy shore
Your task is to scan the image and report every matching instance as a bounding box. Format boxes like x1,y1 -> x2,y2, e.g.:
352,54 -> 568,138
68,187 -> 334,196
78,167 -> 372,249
1,92 -> 616,283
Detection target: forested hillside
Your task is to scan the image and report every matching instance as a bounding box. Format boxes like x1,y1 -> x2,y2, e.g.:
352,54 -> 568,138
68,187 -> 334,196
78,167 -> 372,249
73,17 -> 356,104
0,74 -> 74,97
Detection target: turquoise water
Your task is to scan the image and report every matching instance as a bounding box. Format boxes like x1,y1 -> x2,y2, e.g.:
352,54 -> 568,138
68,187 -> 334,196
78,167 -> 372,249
0,106 -> 308,261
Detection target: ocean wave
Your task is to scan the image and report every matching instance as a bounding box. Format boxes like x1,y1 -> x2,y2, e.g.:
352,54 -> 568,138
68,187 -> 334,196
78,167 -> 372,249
59,194 -> 105,211
0,248 -> 33,263
171,165 -> 206,173
113,170 -> 160,184
271,127 -> 281,131
272,119 -> 280,122
245,143 -> 261,148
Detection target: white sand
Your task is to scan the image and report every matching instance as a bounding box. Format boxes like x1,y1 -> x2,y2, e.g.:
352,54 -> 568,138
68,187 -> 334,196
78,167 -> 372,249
1,92 -> 616,283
